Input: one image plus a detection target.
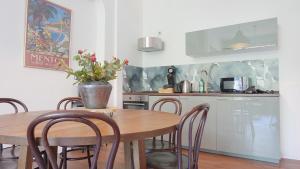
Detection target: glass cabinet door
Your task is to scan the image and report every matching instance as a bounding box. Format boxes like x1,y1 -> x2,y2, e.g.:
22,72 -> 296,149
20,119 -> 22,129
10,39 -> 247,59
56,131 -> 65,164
216,97 -> 280,163
186,18 -> 278,57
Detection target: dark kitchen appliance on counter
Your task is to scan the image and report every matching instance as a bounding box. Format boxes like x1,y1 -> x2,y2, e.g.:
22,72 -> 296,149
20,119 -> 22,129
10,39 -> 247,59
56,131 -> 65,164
123,95 -> 149,110
163,66 -> 176,88
159,66 -> 176,93
156,66 -> 177,93
220,77 -> 251,93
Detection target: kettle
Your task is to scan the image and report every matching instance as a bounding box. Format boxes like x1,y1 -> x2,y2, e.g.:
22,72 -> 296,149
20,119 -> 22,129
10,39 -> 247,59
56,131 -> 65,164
182,80 -> 192,93
174,80 -> 192,93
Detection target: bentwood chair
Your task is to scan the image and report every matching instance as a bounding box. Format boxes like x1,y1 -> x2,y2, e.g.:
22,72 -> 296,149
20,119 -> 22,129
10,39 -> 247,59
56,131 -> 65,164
0,98 -> 28,161
57,97 -> 93,169
56,97 -> 83,110
27,110 -> 121,169
144,98 -> 182,152
146,103 -> 209,169
0,98 -> 48,169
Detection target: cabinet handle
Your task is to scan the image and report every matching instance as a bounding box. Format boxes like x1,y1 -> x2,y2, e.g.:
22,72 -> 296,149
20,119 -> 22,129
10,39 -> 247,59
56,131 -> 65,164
217,98 -> 256,101
216,98 -> 231,101
123,103 -> 146,106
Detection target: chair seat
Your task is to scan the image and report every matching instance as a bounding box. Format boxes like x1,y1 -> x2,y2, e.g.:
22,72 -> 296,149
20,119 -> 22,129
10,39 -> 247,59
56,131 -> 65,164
144,139 -> 175,152
146,152 -> 189,169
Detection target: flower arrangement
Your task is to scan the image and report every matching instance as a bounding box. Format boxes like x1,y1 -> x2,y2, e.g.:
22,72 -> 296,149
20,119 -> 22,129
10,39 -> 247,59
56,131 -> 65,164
59,50 -> 128,84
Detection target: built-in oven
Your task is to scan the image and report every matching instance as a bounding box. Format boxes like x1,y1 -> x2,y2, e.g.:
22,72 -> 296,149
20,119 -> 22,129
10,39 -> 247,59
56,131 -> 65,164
123,95 -> 149,110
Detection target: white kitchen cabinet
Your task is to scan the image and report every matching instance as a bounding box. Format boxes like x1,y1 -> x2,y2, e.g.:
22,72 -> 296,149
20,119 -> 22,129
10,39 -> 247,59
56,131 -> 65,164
216,97 -> 280,163
148,95 -> 280,163
179,96 -> 217,151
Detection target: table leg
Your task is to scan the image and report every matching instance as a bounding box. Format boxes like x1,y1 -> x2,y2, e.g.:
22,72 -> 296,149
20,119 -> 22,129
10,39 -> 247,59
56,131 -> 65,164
124,140 -> 147,169
47,146 -> 58,169
124,141 -> 132,169
133,140 -> 146,169
18,145 -> 32,169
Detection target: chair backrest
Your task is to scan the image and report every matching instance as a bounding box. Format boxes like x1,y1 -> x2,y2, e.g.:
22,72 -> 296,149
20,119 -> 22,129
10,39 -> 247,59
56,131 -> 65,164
151,98 -> 182,116
177,103 -> 209,169
151,98 -> 182,146
27,110 -> 120,169
0,98 -> 28,113
56,97 -> 82,110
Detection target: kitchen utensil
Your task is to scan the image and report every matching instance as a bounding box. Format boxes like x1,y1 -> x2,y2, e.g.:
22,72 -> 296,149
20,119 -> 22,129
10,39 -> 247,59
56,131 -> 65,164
182,80 -> 192,93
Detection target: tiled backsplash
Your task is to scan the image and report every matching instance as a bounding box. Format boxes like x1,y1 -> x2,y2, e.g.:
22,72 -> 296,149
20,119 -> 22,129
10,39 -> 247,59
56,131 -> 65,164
123,58 -> 279,92
123,66 -> 144,92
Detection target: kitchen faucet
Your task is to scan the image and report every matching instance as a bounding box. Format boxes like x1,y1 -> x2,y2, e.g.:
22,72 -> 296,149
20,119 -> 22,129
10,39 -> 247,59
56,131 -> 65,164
201,69 -> 208,94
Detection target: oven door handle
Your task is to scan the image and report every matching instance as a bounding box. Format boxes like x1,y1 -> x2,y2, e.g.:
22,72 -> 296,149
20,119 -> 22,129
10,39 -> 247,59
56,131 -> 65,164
123,102 -> 146,106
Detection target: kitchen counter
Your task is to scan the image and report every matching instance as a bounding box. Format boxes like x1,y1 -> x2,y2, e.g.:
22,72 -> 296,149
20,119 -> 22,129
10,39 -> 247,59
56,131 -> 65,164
123,92 -> 280,97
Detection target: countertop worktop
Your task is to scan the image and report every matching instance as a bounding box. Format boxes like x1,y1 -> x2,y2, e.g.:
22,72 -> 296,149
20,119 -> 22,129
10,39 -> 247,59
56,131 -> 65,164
123,92 -> 280,97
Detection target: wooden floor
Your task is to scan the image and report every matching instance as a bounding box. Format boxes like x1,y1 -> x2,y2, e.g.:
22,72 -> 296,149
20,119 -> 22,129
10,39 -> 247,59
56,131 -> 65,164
66,143 -> 300,169
1,143 -> 299,169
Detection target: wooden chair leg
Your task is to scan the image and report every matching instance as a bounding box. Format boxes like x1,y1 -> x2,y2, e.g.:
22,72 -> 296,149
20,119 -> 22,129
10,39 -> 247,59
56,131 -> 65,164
59,157 -> 63,169
64,148 -> 67,169
11,145 -> 16,157
87,146 -> 91,168
60,147 -> 67,169
43,152 -> 48,165
59,147 -> 66,169
130,142 -> 135,169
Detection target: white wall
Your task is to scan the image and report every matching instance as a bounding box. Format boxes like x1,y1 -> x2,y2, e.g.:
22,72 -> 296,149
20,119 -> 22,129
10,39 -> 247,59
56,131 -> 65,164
103,0 -> 120,107
103,0 -> 143,107
0,0 -> 105,112
103,0 -> 117,60
142,0 -> 300,160
115,0 -> 143,106
117,0 -> 143,67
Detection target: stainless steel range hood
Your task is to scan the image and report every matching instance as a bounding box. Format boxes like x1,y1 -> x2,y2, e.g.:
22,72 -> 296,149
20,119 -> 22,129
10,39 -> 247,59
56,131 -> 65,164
137,36 -> 164,52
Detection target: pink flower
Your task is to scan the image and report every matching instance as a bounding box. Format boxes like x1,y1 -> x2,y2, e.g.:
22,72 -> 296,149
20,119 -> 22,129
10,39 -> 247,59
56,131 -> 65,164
78,50 -> 83,54
124,59 -> 129,65
91,54 -> 96,62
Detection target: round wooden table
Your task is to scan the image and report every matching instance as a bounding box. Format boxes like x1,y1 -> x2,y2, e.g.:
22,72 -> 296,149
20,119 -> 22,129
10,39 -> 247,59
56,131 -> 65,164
0,109 -> 180,169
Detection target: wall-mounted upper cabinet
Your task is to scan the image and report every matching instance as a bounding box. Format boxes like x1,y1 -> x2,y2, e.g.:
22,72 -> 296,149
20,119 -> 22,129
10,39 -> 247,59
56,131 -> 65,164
186,18 -> 278,57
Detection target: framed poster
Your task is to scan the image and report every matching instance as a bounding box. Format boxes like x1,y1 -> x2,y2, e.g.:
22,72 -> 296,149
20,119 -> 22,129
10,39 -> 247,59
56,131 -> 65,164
25,0 -> 71,70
